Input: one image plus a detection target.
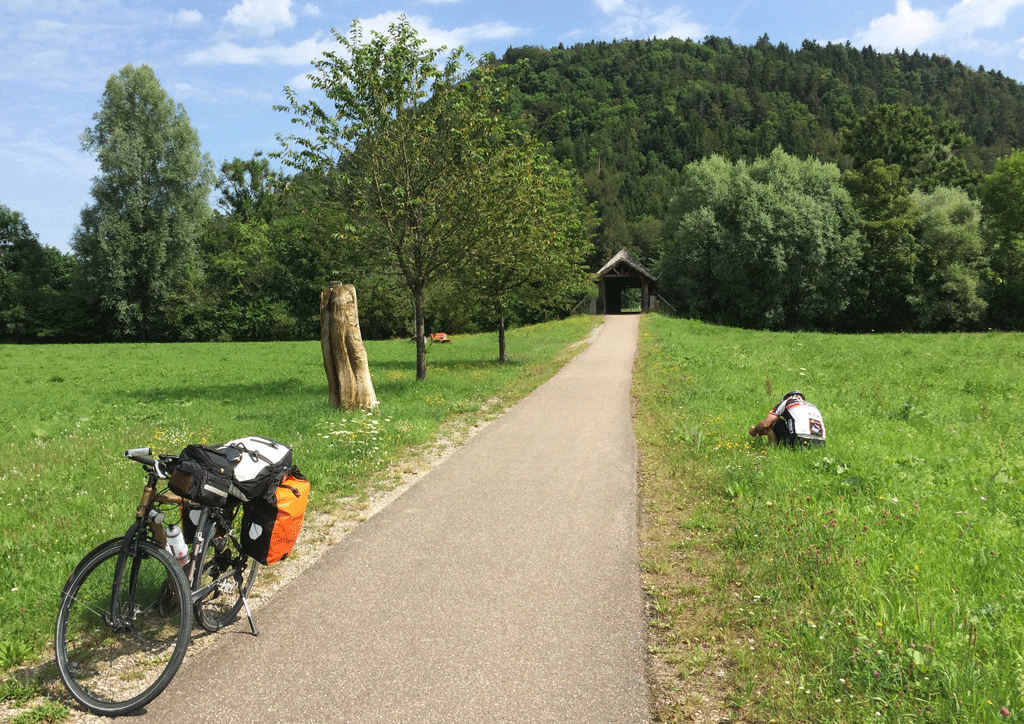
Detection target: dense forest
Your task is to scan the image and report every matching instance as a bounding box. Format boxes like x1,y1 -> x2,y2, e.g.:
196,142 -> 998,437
498,36 -> 1024,265
4,34 -> 1024,343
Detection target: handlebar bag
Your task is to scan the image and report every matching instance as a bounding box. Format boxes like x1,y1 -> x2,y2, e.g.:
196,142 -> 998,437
169,444 -> 240,507
240,468 -> 309,565
220,436 -> 293,502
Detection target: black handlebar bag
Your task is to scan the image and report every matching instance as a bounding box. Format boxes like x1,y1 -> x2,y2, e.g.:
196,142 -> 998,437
168,444 -> 240,507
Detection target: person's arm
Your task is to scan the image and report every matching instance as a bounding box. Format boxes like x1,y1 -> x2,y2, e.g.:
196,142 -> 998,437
749,412 -> 778,437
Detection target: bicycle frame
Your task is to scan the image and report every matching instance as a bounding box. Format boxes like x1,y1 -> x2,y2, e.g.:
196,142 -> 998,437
115,451 -> 259,635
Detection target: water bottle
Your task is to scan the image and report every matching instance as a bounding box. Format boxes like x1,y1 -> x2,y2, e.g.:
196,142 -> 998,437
164,524 -> 190,566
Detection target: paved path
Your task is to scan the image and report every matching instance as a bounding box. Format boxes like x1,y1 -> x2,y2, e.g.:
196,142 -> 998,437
135,314 -> 648,724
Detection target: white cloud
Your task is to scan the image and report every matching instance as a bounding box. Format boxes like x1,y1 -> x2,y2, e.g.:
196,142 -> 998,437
947,0 -> 1024,32
301,3 -> 320,16
595,0 -> 704,40
173,9 -> 203,25
855,0 -> 1024,52
186,35 -> 334,66
648,8 -> 705,40
446,21 -> 524,42
224,0 -> 296,37
855,0 -> 943,49
339,12 -> 521,53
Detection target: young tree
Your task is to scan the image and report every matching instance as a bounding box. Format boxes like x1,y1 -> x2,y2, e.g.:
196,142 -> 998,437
1,205 -> 48,341
215,153 -> 285,224
0,205 -> 82,341
73,64 -> 214,339
465,150 -> 595,362
276,18 -> 530,380
842,160 -> 920,331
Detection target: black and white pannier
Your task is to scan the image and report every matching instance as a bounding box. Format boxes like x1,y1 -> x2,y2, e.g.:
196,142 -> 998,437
219,436 -> 293,502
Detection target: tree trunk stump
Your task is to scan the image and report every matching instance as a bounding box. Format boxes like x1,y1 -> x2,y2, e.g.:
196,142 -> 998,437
320,282 -> 378,411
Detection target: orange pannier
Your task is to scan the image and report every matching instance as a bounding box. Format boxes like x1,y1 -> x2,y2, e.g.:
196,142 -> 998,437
240,469 -> 310,565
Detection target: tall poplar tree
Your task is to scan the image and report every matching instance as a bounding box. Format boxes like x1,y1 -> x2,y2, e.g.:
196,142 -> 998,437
74,64 -> 214,339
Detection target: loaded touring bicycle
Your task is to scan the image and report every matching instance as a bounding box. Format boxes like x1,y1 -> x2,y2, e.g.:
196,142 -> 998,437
54,437 -> 309,716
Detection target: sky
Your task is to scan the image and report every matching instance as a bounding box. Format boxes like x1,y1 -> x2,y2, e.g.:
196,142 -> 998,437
3,0 -> 1024,252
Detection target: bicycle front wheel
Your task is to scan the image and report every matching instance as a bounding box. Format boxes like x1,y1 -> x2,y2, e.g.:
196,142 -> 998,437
54,537 -> 193,716
192,511 -> 260,632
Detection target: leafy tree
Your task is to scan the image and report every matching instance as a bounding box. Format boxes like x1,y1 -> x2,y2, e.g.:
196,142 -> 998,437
0,205 -> 82,342
1,205 -> 48,341
464,150 -> 595,362
166,162 -> 336,341
979,151 -> 1024,328
73,64 -> 215,339
276,18 -> 543,379
215,152 -> 284,224
842,160 -> 919,331
908,187 -> 988,331
842,104 -> 977,193
660,148 -> 861,330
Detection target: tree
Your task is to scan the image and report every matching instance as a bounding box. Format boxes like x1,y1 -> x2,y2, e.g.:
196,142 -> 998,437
464,150 -> 595,362
1,205 -> 47,341
276,18 -> 529,380
163,165 -> 339,342
842,160 -> 920,331
73,64 -> 215,339
215,153 -> 284,224
0,205 -> 82,342
909,187 -> 989,331
979,151 -> 1024,328
659,148 -> 861,330
842,104 -> 977,193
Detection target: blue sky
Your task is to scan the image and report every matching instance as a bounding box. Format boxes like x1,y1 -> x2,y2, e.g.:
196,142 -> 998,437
3,0 -> 1024,252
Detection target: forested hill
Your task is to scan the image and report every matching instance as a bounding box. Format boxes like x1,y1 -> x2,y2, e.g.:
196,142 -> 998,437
495,36 -> 1024,264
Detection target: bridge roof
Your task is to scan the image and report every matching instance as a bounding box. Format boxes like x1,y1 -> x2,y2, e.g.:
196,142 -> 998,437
595,248 -> 657,282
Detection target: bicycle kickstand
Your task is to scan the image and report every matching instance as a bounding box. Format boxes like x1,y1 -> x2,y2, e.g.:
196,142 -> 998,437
241,592 -> 259,636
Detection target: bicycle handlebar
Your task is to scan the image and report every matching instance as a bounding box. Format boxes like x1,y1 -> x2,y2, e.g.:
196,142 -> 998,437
124,448 -> 175,479
124,448 -> 156,466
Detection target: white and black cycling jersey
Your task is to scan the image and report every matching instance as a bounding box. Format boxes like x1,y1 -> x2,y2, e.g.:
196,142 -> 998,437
771,397 -> 826,441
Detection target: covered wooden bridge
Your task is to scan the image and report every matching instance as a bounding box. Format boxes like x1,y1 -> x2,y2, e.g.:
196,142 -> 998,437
594,248 -> 659,314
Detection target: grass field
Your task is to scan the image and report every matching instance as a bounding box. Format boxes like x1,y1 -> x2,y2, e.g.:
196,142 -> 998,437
633,314 -> 1024,723
0,315 -> 600,683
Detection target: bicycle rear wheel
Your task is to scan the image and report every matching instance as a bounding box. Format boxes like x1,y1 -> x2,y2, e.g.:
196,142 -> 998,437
55,537 -> 193,716
192,511 -> 260,632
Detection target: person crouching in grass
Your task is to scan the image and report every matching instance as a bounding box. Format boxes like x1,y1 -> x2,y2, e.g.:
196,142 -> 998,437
749,390 -> 826,448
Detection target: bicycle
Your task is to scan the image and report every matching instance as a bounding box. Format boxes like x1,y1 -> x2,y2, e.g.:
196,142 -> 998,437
54,447 -> 261,716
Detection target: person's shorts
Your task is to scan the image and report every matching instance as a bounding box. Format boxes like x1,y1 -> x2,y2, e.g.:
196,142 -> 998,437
771,418 -> 793,444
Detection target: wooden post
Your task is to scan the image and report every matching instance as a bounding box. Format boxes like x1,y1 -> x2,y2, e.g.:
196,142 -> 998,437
320,282 -> 378,411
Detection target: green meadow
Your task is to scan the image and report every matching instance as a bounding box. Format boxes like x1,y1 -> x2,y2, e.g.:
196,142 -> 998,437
634,314 -> 1024,723
0,316 -> 600,678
